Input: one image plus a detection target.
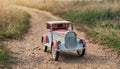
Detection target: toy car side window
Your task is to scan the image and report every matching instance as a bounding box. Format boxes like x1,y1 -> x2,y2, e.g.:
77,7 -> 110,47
65,24 -> 69,29
52,24 -> 57,30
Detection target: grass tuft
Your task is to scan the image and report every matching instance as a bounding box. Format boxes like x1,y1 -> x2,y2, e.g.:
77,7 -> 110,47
0,42 -> 18,68
0,6 -> 30,40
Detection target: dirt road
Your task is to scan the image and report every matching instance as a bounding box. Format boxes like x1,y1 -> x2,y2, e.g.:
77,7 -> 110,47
7,6 -> 120,69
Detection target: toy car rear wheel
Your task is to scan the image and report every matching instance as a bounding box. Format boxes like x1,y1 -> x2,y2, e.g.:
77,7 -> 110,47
52,45 -> 59,61
77,49 -> 85,57
41,37 -> 47,52
43,45 -> 47,52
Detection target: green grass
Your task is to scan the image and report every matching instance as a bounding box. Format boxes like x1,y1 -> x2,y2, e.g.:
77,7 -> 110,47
86,20 -> 120,54
56,8 -> 120,25
0,42 -> 18,68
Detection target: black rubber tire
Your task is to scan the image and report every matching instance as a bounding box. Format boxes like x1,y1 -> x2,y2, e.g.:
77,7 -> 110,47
41,37 -> 43,43
41,37 -> 47,52
43,46 -> 47,52
77,49 -> 85,57
52,45 -> 59,61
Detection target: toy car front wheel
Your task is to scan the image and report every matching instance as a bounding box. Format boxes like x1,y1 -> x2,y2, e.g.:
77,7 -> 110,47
77,49 -> 85,57
52,45 -> 59,61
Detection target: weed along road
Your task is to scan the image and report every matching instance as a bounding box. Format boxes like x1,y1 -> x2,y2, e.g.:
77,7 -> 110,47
7,5 -> 120,69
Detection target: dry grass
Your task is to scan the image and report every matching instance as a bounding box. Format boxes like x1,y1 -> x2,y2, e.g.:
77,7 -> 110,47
0,0 -> 30,39
10,0 -> 120,12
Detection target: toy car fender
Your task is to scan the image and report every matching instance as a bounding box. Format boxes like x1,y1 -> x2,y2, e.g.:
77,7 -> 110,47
80,39 -> 86,46
42,34 -> 49,43
53,40 -> 60,49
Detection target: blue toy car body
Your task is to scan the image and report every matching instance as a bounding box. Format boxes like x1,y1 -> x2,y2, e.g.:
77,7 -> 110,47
41,20 -> 86,61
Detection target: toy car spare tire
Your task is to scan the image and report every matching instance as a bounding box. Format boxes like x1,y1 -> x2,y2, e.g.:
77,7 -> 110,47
52,45 -> 59,61
41,37 -> 47,52
77,49 -> 85,57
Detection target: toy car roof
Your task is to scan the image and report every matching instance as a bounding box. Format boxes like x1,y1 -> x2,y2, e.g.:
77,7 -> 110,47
47,20 -> 72,24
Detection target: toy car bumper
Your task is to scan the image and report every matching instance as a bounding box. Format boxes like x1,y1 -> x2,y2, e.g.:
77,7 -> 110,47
56,42 -> 86,51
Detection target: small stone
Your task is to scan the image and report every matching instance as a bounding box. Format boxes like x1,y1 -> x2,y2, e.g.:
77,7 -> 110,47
33,47 -> 37,50
32,52 -> 35,54
39,48 -> 41,50
48,61 -> 52,64
57,66 -> 61,69
45,61 -> 48,64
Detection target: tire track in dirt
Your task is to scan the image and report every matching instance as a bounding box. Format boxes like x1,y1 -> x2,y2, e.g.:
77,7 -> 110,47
7,6 -> 120,69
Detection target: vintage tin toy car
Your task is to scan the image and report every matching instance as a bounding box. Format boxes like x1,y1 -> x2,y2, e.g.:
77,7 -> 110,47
41,20 -> 86,61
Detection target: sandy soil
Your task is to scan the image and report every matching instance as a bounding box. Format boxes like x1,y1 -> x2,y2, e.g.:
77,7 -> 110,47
6,6 -> 120,69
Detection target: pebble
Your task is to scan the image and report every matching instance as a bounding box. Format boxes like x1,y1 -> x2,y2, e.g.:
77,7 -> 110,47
39,48 -> 41,50
57,66 -> 61,69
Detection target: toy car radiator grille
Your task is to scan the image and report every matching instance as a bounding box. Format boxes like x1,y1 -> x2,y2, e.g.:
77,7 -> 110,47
65,32 -> 77,49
